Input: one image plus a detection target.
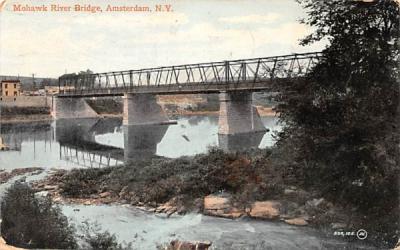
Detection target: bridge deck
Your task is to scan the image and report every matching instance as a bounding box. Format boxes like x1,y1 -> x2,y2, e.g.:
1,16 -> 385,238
57,80 -> 276,97
57,52 -> 321,98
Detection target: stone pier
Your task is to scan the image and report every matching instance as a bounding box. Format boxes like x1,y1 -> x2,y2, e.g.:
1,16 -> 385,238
52,97 -> 98,119
218,91 -> 267,135
123,93 -> 173,126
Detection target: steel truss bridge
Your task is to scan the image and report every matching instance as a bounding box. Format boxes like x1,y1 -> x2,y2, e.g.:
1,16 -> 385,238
58,52 -> 322,97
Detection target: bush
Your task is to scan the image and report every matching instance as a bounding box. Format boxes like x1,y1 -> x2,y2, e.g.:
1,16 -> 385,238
80,226 -> 133,250
1,182 -> 78,249
79,221 -> 132,250
1,182 -> 134,249
61,167 -> 113,197
61,147 -> 284,208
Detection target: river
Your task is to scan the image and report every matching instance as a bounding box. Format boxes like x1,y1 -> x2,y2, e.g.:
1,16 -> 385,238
0,116 -> 378,249
0,116 -> 280,170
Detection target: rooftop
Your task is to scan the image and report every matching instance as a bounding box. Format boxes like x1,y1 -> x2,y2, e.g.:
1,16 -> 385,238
1,80 -> 21,83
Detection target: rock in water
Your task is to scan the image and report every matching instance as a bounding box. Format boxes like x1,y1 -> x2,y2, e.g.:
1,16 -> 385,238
169,240 -> 212,250
203,195 -> 230,210
249,201 -> 281,219
284,218 -> 308,226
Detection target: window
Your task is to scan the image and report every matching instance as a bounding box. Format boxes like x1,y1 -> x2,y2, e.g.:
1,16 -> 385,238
5,91 -> 8,96
14,84 -> 17,88
4,84 -> 7,88
14,98 -> 16,101
14,91 -> 17,96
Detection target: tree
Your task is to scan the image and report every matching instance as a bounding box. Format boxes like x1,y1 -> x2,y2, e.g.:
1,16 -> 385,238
275,0 -> 399,246
1,182 -> 78,249
1,182 -> 131,249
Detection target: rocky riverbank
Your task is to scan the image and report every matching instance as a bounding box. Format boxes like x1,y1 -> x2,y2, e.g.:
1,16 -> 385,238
29,148 -> 359,242
0,168 -> 43,184
0,151 -> 390,249
31,173 -> 350,231
0,166 -> 384,250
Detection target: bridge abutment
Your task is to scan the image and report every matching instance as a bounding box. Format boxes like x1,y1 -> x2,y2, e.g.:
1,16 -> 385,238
52,97 -> 98,119
123,93 -> 172,126
218,91 -> 267,135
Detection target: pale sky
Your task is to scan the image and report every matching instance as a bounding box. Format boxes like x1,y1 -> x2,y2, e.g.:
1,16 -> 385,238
0,0 -> 326,78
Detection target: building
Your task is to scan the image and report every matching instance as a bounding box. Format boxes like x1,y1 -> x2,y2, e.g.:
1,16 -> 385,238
0,75 -> 58,92
44,85 -> 75,95
44,86 -> 59,95
1,80 -> 21,97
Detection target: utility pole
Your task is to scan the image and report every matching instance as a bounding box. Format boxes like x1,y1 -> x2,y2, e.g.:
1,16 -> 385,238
32,73 -> 36,91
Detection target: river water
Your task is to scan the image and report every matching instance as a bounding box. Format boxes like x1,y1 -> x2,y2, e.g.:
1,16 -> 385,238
0,116 -> 280,170
0,116 -> 378,249
62,205 -> 375,250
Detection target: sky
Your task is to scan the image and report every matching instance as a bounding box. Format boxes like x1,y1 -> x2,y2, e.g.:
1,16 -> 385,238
0,0 -> 326,78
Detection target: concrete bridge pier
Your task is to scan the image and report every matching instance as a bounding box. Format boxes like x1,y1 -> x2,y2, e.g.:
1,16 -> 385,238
218,91 -> 267,135
52,97 -> 98,119
123,93 -> 172,126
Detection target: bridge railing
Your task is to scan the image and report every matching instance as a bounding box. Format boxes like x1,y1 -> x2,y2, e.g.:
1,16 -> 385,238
58,52 -> 322,95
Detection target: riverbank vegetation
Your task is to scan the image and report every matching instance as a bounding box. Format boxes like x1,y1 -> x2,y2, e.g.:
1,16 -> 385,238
274,0 -> 399,247
33,147 -> 375,244
1,182 -> 77,249
1,182 -> 131,249
52,148 -> 280,206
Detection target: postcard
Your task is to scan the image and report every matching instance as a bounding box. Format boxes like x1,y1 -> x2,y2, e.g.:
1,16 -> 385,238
0,0 -> 398,249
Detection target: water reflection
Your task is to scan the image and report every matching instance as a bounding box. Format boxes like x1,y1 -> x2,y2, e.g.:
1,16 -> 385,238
55,118 -> 124,168
218,131 -> 267,152
124,124 -> 169,164
0,116 -> 280,169
0,122 -> 53,151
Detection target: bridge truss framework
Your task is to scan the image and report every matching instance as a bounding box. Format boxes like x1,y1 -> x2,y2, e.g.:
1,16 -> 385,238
58,52 -> 322,97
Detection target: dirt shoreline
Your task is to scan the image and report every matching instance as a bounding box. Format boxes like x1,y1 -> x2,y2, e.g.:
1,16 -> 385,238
0,115 -> 53,124
166,106 -> 276,117
0,106 -> 276,124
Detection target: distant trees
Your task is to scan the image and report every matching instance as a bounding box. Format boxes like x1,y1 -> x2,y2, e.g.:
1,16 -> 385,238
59,69 -> 96,90
275,0 -> 399,246
78,69 -> 94,75
78,69 -> 96,88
